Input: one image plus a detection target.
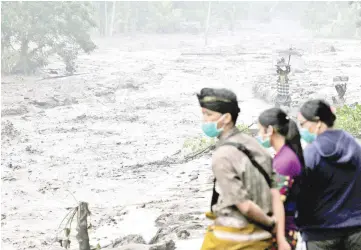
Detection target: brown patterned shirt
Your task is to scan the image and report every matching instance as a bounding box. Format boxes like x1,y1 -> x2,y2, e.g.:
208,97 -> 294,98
212,127 -> 277,228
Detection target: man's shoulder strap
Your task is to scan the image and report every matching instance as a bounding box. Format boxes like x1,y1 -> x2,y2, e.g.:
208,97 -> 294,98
220,141 -> 272,188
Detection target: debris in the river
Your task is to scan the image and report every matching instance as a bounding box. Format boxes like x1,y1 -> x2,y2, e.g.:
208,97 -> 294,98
155,214 -> 173,227
1,120 -> 20,139
25,145 -> 42,154
76,202 -> 91,250
36,72 -> 89,81
110,240 -> 176,250
149,240 -> 176,250
1,176 -> 16,182
176,230 -> 190,239
181,52 -> 223,56
189,171 -> 199,181
56,202 -> 92,250
332,76 -> 349,105
112,234 -> 147,247
59,238 -> 71,249
1,106 -> 29,117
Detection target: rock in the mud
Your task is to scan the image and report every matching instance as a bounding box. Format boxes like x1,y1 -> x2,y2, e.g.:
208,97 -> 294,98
154,214 -> 173,227
112,234 -> 147,247
1,176 -> 16,182
7,163 -> 22,170
123,78 -> 140,90
30,99 -> 59,109
176,229 -> 190,239
1,106 -> 28,117
1,120 -> 20,139
149,228 -> 168,244
149,240 -> 176,250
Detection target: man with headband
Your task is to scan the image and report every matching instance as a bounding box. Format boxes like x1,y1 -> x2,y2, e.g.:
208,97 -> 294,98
197,88 -> 287,250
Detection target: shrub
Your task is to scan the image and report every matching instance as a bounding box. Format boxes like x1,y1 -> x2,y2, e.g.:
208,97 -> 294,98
182,136 -> 216,155
335,103 -> 361,138
182,123 -> 253,155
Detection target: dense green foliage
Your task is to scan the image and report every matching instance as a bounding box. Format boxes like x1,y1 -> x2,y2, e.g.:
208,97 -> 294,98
93,1 -> 241,35
335,103 -> 361,138
1,1 -> 96,74
2,1 -> 360,75
301,1 -> 361,38
93,1 -> 361,38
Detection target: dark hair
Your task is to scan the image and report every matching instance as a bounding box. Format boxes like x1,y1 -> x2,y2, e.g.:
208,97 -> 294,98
231,112 -> 239,124
258,108 -> 305,168
300,99 -> 336,127
197,88 -> 241,124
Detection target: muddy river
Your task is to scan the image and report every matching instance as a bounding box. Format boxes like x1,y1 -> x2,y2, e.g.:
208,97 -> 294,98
2,20 -> 360,250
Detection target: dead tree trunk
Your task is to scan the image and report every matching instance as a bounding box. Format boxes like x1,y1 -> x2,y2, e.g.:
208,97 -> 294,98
104,2 -> 108,36
14,38 -> 30,75
124,1 -> 131,33
76,202 -> 91,250
204,1 -> 212,46
109,1 -> 116,36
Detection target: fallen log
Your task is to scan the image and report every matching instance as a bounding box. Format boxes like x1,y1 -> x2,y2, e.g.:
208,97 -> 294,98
181,52 -> 223,56
180,52 -> 254,56
36,73 -> 89,81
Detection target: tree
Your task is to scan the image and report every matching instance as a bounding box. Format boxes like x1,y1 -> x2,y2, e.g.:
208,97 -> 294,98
1,1 -> 97,75
299,1 -> 361,38
91,1 -> 249,36
204,1 -> 212,46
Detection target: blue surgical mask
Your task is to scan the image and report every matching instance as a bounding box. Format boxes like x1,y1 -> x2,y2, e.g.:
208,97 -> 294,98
202,116 -> 224,138
256,135 -> 272,148
300,128 -> 317,143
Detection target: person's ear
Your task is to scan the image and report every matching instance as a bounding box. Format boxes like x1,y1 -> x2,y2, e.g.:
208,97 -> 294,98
330,106 -> 336,114
267,125 -> 274,136
223,113 -> 232,125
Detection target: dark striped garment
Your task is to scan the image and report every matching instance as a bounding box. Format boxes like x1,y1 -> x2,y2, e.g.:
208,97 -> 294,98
277,74 -> 290,96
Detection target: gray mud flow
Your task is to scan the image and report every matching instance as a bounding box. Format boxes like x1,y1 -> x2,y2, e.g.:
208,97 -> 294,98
2,20 -> 361,250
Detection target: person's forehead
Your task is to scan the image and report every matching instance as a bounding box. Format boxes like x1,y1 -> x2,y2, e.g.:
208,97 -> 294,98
297,112 -> 306,121
202,107 -> 214,113
201,108 -> 223,116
